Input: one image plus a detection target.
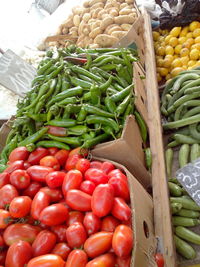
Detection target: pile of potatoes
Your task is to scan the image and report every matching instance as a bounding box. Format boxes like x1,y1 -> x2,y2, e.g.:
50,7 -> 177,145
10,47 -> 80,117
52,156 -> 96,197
49,0 -> 138,48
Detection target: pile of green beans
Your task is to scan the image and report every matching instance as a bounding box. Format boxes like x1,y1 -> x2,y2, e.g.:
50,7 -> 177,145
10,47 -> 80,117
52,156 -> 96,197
0,46 -> 148,169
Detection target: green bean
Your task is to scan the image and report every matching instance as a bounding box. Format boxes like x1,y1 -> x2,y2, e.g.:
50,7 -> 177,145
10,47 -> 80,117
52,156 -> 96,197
86,115 -> 119,132
183,106 -> 200,119
163,114 -> 200,130
184,86 -> 200,94
82,133 -> 109,149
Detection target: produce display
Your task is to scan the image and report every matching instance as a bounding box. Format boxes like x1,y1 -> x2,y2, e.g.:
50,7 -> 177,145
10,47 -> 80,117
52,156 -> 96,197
48,0 -> 138,49
153,21 -> 200,82
0,46 -> 148,173
0,146 -> 133,266
160,67 -> 200,260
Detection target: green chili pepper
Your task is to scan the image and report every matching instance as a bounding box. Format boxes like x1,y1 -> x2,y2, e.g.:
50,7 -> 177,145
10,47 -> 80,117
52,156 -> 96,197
110,84 -> 133,102
85,54 -> 92,70
115,94 -> 131,117
25,113 -> 47,122
100,64 -> 118,71
113,83 -> 124,91
67,125 -> 88,136
37,60 -> 53,75
78,74 -> 93,83
134,111 -> 148,143
86,115 -> 119,132
82,133 -> 110,149
71,66 -> 102,82
65,104 -> 82,114
77,106 -> 87,122
46,64 -> 64,79
99,77 -> 112,93
26,143 -> 36,152
124,102 -> 134,118
36,140 -> 70,150
90,84 -> 101,106
102,126 -> 116,139
18,127 -> 48,147
104,97 -> 117,113
61,79 -> 70,91
84,104 -> 115,118
48,134 -> 81,147
5,129 -> 17,145
70,77 -> 92,88
31,75 -> 46,87
45,119 -> 76,127
47,105 -> 60,121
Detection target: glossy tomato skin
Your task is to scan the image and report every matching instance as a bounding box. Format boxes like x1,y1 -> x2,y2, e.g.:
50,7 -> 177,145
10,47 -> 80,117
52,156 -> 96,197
80,180 -> 96,195
46,171 -> 65,189
108,177 -> 130,202
65,154 -> 82,171
101,162 -> 115,174
0,250 -> 7,265
40,187 -> 63,203
39,203 -> 69,226
51,242 -> 71,261
155,253 -> 164,267
3,224 -> 40,246
62,170 -> 83,196
55,149 -> 69,166
27,166 -> 53,183
66,211 -> 84,226
24,161 -> 32,170
116,256 -> 131,267
9,147 -> 29,163
66,222 -> 87,248
27,147 -> 49,165
51,225 -> 67,242
27,254 -> 65,267
66,249 -> 88,267
90,161 -> 102,169
0,172 -> 10,189
111,198 -> 131,221
47,147 -> 59,155
40,156 -> 60,171
86,253 -> 116,267
0,209 -> 11,229
84,231 -> 113,258
32,230 -> 56,257
5,240 -> 32,267
31,191 -> 50,220
0,184 -> 19,209
10,169 -> 31,190
66,189 -> 91,211
69,147 -> 88,157
91,184 -> 114,217
85,168 -> 109,185
112,225 -> 133,258
101,216 -> 120,232
9,196 -> 32,218
4,160 -> 24,174
23,182 -> 42,199
76,159 -> 90,174
108,169 -> 127,181
83,212 -> 101,235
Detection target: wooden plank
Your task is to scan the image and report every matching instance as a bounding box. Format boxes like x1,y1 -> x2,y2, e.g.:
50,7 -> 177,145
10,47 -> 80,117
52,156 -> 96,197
142,8 -> 177,267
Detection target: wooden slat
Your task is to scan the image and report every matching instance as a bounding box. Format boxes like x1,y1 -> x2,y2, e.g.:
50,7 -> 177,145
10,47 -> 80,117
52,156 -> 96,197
45,35 -> 78,43
142,8 -> 177,267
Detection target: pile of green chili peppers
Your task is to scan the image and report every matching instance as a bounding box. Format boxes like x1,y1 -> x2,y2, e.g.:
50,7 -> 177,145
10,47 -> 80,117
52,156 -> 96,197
0,46 -> 148,171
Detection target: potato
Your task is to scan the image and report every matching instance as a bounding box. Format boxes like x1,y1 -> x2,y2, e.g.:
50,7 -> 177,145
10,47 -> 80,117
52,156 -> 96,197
107,26 -> 122,35
100,16 -> 114,31
119,8 -> 133,15
89,43 -> 99,48
78,21 -> 86,35
73,15 -> 81,27
120,3 -> 129,9
70,26 -> 78,32
121,23 -> 132,31
111,31 -> 126,39
92,2 -> 104,9
89,0 -> 106,7
125,0 -> 134,3
65,18 -> 74,28
62,27 -> 69,34
114,15 -> 135,24
82,13 -> 91,22
88,18 -> 96,24
83,27 -> 90,36
90,20 -> 101,31
84,37 -> 93,46
89,27 -> 102,39
104,3 -> 113,9
108,8 -> 118,17
94,34 -> 119,47
72,6 -> 83,15
83,0 -> 90,8
92,7 -> 103,19
97,9 -> 107,19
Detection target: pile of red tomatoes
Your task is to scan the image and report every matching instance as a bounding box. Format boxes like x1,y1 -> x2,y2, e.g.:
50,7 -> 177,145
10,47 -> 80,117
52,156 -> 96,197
0,146 -> 133,267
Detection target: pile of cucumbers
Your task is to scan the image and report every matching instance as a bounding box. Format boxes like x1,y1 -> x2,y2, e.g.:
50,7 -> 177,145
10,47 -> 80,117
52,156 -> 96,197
162,67 -> 200,260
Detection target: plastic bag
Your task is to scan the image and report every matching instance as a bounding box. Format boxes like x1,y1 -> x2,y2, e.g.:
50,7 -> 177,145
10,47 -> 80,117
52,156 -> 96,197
159,0 -> 200,29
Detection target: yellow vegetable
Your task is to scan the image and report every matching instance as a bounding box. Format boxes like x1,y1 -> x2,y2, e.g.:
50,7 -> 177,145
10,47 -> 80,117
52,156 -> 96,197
171,67 -> 184,77
170,27 -> 181,37
193,28 -> 200,38
169,37 -> 178,47
171,58 -> 182,68
180,26 -> 189,37
180,56 -> 189,66
178,37 -> 187,44
157,58 -> 164,67
166,74 -> 171,80
190,49 -> 199,60
174,44 -> 182,54
158,67 -> 169,77
157,46 -> 165,56
163,57 -> 173,68
165,35 -> 172,44
188,60 -> 197,67
195,36 -> 200,43
180,48 -> 190,57
165,45 -> 174,55
189,21 -> 200,32
191,43 -> 200,50
186,32 -> 193,38
157,73 -> 162,82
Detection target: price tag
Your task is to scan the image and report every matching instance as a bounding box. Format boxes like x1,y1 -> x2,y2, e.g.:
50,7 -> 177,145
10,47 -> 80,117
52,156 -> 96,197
176,158 -> 200,206
0,49 -> 36,97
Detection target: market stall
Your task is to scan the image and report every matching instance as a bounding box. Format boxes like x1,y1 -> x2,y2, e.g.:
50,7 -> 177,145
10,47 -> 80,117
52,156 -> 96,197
0,0 -> 200,266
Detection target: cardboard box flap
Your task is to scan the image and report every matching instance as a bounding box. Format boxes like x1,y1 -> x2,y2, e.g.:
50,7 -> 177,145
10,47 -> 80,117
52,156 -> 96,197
93,157 -> 157,267
0,116 -> 15,153
92,116 -> 152,189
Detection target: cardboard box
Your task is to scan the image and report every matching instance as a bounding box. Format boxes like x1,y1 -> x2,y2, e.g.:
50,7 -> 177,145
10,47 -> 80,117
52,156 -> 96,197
93,156 -> 157,267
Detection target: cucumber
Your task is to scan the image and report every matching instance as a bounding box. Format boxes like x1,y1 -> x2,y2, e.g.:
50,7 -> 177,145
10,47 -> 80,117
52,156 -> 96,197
190,144 -> 200,162
171,203 -> 182,215
172,216 -> 200,227
168,182 -> 182,197
176,226 -> 200,245
177,209 -> 200,218
165,148 -> 173,178
170,197 -> 200,211
174,235 -> 196,260
179,144 -> 190,168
